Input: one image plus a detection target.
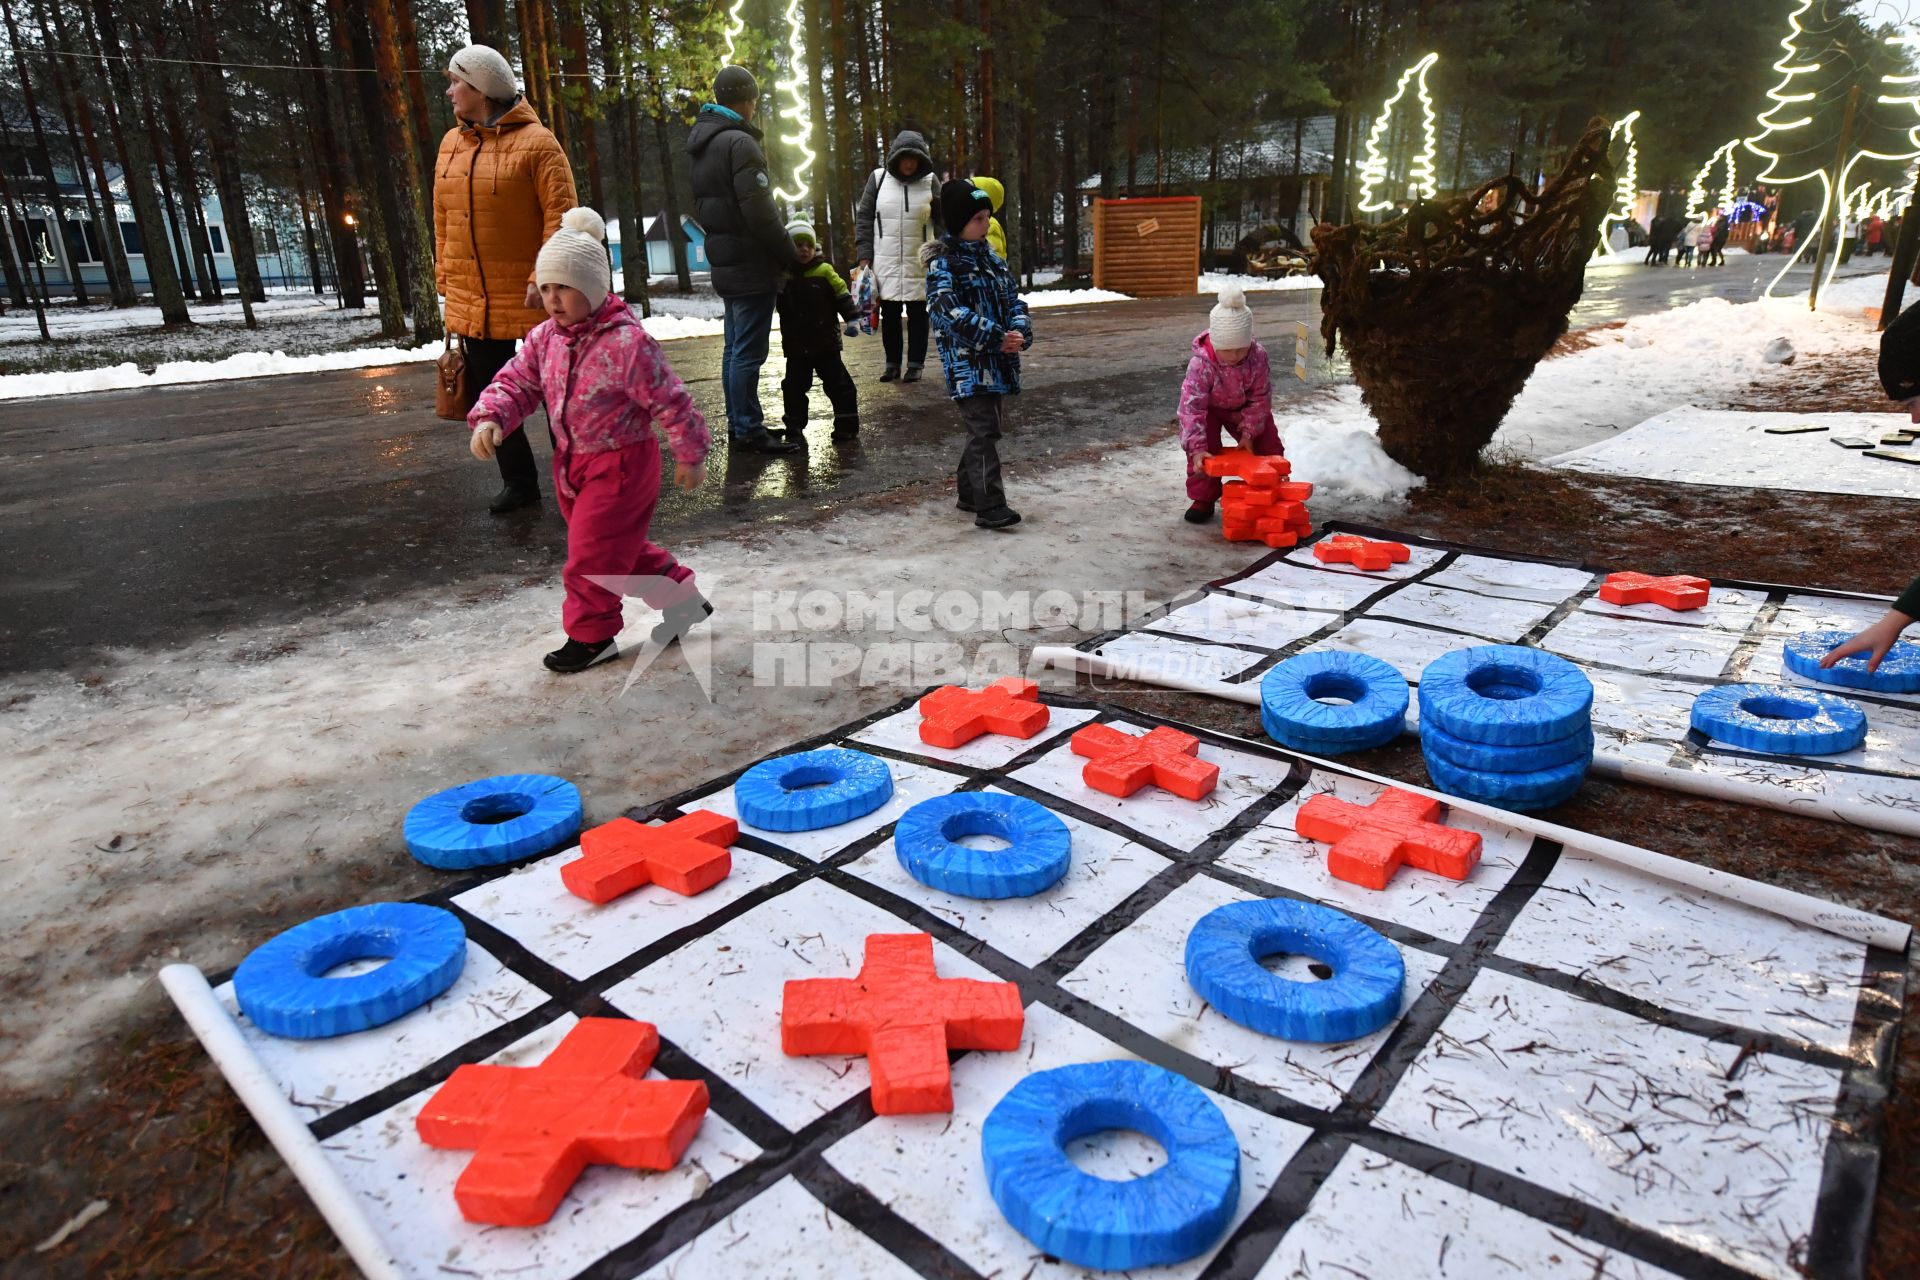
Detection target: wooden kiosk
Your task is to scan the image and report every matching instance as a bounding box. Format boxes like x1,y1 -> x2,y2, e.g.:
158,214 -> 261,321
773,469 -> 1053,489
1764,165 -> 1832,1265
1091,196 -> 1202,297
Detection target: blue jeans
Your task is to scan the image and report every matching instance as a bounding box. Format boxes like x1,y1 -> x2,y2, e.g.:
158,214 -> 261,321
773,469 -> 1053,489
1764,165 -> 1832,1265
721,292 -> 777,439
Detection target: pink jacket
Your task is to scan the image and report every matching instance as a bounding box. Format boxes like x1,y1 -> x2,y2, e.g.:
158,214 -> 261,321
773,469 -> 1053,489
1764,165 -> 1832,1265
1177,333 -> 1273,453
468,295 -> 710,467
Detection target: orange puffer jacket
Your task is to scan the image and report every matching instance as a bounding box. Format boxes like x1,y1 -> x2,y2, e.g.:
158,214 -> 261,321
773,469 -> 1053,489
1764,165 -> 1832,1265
433,98 -> 578,341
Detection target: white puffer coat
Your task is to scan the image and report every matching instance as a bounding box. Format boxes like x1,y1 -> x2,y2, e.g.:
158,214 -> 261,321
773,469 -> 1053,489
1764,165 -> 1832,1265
854,130 -> 941,302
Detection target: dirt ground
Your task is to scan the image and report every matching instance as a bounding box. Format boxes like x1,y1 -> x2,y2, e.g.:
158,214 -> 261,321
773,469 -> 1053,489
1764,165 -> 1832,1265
4,352 -> 1917,1279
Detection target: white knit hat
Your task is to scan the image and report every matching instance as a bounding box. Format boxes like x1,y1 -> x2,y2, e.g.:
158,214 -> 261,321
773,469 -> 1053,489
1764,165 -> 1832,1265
535,208 -> 610,313
1209,281 -> 1254,349
447,45 -> 517,103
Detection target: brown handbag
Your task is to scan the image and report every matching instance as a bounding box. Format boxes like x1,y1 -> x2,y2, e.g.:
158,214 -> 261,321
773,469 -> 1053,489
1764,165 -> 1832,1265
435,333 -> 474,421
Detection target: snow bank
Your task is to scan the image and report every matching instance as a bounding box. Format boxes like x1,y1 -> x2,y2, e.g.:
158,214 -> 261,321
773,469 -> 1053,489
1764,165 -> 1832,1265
0,343 -> 441,401
1026,287 -> 1132,308
1199,271 -> 1322,294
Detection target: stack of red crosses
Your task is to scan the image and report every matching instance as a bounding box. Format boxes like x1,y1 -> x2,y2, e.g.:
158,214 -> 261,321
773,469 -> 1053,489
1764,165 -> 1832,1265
1201,447 -> 1313,547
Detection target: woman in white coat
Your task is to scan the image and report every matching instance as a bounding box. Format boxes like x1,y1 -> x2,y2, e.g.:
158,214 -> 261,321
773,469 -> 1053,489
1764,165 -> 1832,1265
854,129 -> 943,382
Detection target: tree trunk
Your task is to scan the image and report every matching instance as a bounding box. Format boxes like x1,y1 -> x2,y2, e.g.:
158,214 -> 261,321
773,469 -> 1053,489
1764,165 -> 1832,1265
86,0 -> 190,323
296,0 -> 365,308
0,159 -> 51,333
595,0 -> 646,312
37,0 -> 134,305
2,0 -> 87,303
1450,105 -> 1469,194
853,0 -> 878,162
831,0 -> 857,263
651,104 -> 692,292
951,0 -> 969,173
129,36 -> 200,303
1328,107 -> 1349,225
805,0 -> 835,246
1061,105 -> 1080,273
365,0 -> 445,342
182,0 -> 262,318
160,94 -> 220,300
979,0 -> 995,175
392,0 -> 439,183
285,112 -> 325,294
330,0 -> 405,334
558,0 -> 602,209
462,0 -> 505,46
528,0 -> 566,155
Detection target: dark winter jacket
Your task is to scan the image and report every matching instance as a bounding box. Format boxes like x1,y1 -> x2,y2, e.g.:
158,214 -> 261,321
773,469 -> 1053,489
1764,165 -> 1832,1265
686,105 -> 797,297
922,235 -> 1032,399
777,259 -> 860,358
854,130 -> 943,302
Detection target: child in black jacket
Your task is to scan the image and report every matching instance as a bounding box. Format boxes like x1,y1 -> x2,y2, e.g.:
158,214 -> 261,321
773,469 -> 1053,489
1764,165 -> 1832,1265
776,219 -> 861,442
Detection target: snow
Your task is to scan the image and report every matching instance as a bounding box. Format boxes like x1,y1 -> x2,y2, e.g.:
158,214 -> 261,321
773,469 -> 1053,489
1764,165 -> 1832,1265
1024,286 -> 1132,308
1199,270 -> 1323,294
0,343 -> 442,400
0,289 -> 351,343
0,434 -> 1298,1090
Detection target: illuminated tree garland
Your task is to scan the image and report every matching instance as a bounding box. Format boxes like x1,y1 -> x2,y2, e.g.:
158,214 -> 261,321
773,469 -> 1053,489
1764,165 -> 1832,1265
769,0 -> 815,206
1598,110 -> 1642,254
1356,52 -> 1439,214
1687,139 -> 1740,221
1744,0 -> 1844,298
720,0 -> 746,67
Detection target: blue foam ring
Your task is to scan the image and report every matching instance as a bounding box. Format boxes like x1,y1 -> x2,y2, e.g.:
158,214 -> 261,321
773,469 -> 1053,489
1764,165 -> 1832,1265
734,747 -> 894,832
404,773 -> 583,870
1419,719 -> 1596,772
1182,899 -> 1404,1042
1783,629 -> 1920,695
1259,651 -> 1410,748
233,902 -> 467,1039
1689,683 -> 1868,756
981,1060 -> 1241,1271
1417,645 -> 1594,747
893,792 -> 1071,899
1422,746 -> 1590,812
1259,711 -> 1403,756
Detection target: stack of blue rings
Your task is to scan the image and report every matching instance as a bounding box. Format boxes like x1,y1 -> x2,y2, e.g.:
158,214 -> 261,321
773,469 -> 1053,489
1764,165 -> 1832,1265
1259,652 -> 1409,755
1417,646 -> 1594,812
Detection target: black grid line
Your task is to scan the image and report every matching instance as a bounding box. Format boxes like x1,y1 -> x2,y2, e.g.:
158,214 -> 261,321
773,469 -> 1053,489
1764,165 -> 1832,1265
191,688 -> 1904,1280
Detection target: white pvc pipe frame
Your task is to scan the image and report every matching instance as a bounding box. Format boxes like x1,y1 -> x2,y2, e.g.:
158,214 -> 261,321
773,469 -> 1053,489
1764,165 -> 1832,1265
1033,645 -> 1912,952
157,965 -> 407,1280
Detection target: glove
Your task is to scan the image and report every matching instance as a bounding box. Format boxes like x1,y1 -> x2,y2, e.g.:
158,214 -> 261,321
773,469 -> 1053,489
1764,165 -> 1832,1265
470,423 -> 502,460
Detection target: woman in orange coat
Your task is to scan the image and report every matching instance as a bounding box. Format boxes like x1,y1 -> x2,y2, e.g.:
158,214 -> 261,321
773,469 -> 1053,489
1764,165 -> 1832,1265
436,44 -> 578,514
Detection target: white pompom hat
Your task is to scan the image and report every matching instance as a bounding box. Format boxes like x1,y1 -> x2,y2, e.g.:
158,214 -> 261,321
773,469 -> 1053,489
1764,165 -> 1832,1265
535,207 -> 611,313
1208,281 -> 1255,349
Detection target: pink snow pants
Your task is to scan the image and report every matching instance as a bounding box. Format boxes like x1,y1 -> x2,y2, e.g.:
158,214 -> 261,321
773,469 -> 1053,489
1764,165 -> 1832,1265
554,441 -> 696,644
1186,409 -> 1284,502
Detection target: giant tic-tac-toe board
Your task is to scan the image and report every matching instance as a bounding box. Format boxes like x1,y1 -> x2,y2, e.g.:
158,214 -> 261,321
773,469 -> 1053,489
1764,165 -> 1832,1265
164,692 -> 1907,1280
1059,522 -> 1920,838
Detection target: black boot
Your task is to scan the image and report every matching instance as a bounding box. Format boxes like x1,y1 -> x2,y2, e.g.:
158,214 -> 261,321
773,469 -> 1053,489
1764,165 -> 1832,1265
1184,501 -> 1216,524
974,506 -> 1022,530
832,414 -> 860,441
879,365 -> 900,382
732,429 -> 801,455
651,594 -> 714,646
489,485 -> 540,515
543,636 -> 618,674
902,364 -> 924,383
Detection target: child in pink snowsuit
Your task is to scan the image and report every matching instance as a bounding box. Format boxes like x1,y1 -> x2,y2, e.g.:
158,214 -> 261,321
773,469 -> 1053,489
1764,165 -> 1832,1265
1177,282 -> 1283,523
469,207 -> 712,674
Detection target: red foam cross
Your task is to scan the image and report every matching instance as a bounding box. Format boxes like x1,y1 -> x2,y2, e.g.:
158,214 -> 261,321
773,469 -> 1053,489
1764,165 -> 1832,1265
1069,723 -> 1221,801
561,810 -> 736,904
415,1018 -> 708,1226
1294,787 -> 1483,890
1312,534 -> 1412,572
917,677 -> 1051,749
1598,571 -> 1710,611
1201,446 -> 1293,487
781,932 -> 1023,1114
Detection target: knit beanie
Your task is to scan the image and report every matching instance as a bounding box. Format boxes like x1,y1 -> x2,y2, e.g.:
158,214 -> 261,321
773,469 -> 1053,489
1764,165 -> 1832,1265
535,208 -> 610,313
714,65 -> 759,105
447,45 -> 517,103
941,179 -> 993,237
786,219 -> 817,247
1208,281 -> 1255,349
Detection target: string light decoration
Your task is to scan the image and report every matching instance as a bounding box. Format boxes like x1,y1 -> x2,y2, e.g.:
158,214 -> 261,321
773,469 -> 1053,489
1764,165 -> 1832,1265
719,0 -> 746,67
1597,110 -> 1642,254
1356,53 -> 1439,214
1743,0 -> 1830,295
768,0 -> 815,206
1686,139 -> 1740,221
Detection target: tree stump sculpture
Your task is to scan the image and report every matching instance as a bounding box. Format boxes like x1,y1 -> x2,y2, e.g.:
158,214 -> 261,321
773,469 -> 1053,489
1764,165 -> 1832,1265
1311,118 -> 1615,483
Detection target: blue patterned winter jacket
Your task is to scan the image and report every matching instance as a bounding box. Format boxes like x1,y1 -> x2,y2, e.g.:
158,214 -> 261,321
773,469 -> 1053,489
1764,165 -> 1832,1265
921,236 -> 1034,398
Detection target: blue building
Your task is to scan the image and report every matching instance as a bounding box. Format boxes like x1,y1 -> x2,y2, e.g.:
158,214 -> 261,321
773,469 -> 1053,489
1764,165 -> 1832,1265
608,212 -> 709,278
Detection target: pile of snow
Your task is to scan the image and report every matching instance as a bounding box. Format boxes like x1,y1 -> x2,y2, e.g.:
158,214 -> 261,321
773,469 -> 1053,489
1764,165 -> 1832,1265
1026,287 -> 1131,308
1199,271 -> 1322,294
1282,399 -> 1424,501
0,343 -> 440,401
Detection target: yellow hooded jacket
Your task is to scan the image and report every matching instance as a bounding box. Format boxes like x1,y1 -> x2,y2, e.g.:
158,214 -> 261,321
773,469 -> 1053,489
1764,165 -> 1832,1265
971,176 -> 1008,261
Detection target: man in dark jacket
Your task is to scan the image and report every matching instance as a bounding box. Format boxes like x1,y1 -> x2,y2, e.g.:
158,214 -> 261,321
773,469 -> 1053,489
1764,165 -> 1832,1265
687,65 -> 800,455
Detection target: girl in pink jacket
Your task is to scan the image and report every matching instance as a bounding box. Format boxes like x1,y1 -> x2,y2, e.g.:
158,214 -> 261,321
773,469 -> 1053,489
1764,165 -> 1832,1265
469,208 -> 712,673
1177,282 -> 1283,523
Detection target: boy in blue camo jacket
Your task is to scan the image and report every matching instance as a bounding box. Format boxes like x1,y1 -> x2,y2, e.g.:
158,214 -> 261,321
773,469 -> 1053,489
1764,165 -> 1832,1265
920,179 -> 1033,529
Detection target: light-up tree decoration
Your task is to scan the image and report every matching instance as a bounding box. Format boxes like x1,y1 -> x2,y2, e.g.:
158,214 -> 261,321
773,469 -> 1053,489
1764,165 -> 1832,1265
769,0 -> 815,205
1356,53 -> 1439,214
1687,140 -> 1740,221
720,0 -> 746,66
1597,110 -> 1642,254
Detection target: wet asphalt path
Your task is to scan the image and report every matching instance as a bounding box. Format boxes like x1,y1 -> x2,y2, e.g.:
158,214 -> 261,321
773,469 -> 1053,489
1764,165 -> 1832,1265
0,258 -> 1882,674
